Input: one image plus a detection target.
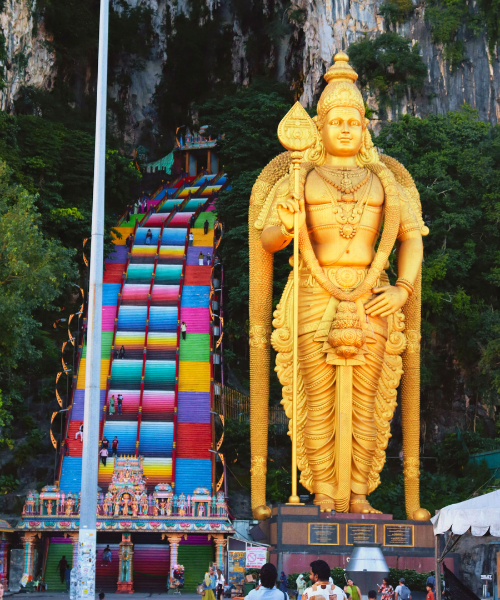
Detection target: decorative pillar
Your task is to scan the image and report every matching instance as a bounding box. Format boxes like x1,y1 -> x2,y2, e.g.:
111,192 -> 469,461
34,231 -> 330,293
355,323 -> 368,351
67,533 -> 79,569
117,533 -> 134,593
21,533 -> 38,583
164,534 -> 183,578
0,535 -> 11,585
211,535 -> 226,572
185,153 -> 189,175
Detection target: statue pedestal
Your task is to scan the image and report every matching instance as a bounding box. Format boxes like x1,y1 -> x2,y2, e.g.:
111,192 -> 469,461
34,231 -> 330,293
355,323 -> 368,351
117,581 -> 134,594
254,505 -> 435,573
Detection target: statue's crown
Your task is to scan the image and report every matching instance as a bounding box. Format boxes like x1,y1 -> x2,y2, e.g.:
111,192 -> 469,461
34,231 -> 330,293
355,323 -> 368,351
317,51 -> 364,121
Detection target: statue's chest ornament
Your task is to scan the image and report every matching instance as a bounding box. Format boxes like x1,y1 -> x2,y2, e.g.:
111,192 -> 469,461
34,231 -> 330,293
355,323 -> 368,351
315,166 -> 371,239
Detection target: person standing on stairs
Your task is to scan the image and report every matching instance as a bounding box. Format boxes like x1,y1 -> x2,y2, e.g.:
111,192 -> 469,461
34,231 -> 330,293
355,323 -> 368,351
145,229 -> 153,245
181,322 -> 187,340
189,231 -> 194,246
204,219 -> 209,234
57,556 -> 69,584
99,446 -> 108,467
64,436 -> 70,456
206,253 -> 212,266
198,251 -> 204,266
102,437 -> 109,452
75,424 -> 83,442
112,436 -> 119,457
109,395 -> 116,417
117,394 -> 123,415
119,345 -> 126,359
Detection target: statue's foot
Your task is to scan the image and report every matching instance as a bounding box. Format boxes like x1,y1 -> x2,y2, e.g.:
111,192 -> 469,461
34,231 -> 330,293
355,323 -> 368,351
252,505 -> 271,520
350,495 -> 381,514
412,507 -> 431,521
314,493 -> 335,513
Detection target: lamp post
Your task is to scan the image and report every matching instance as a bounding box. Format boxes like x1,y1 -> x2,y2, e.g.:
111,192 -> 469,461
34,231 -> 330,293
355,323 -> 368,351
76,0 -> 109,598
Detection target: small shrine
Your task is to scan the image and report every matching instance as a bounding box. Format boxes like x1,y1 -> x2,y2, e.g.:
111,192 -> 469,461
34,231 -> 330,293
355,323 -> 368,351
102,456 -> 149,518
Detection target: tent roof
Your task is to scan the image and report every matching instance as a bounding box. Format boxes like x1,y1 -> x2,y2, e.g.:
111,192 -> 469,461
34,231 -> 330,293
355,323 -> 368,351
431,490 -> 500,536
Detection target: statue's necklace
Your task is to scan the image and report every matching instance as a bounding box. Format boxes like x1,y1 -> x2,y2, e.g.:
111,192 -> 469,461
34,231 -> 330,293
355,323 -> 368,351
316,167 -> 371,239
316,165 -> 370,194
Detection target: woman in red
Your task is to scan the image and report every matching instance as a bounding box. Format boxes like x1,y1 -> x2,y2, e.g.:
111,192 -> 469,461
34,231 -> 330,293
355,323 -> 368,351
377,578 -> 394,600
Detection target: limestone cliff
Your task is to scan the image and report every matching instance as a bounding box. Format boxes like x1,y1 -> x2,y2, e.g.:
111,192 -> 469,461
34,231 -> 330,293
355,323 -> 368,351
1,0 -> 499,138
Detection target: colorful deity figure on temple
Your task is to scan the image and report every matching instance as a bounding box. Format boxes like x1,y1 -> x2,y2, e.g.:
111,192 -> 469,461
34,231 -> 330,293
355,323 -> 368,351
141,495 -> 149,515
197,503 -> 205,517
131,498 -> 138,517
122,495 -> 130,516
216,492 -> 226,516
118,471 -> 124,483
46,501 -> 54,515
65,494 -> 75,516
114,498 -> 121,517
159,500 -> 166,516
103,495 -> 111,516
178,494 -> 186,517
166,498 -> 172,516
124,469 -> 131,482
59,492 -> 65,515
152,502 -> 159,517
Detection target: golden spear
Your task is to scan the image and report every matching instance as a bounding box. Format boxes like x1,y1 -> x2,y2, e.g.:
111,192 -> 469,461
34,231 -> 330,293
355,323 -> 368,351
277,102 -> 316,503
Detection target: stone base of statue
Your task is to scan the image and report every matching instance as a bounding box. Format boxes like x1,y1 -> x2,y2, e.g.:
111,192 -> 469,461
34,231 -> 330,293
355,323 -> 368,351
252,505 -> 452,572
116,581 -> 134,594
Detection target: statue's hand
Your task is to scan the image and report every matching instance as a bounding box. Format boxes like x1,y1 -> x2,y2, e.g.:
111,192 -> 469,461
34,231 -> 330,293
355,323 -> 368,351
277,194 -> 306,234
364,285 -> 409,318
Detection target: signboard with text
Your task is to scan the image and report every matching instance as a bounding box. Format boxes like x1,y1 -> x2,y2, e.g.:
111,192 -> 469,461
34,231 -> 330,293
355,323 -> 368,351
308,523 -> 339,545
246,548 -> 268,569
347,523 -> 376,545
383,524 -> 414,547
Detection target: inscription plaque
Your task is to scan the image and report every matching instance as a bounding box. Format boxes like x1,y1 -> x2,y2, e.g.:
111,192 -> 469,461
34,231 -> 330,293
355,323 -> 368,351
308,523 -> 339,545
347,523 -> 376,545
384,524 -> 414,547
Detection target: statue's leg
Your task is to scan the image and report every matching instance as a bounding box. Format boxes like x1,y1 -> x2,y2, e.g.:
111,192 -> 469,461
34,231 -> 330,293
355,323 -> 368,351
350,316 -> 387,513
298,284 -> 336,511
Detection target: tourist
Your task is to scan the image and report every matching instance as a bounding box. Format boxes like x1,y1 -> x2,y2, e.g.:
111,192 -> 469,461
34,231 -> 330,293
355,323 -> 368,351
395,578 -> 412,600
203,567 -> 217,600
244,563 -> 288,600
99,446 -> 108,467
101,545 -> 112,567
216,569 -> 225,600
111,436 -> 119,456
117,393 -> 123,415
279,572 -> 288,594
64,436 -> 70,456
133,201 -> 139,214
204,219 -> 209,234
426,574 -> 436,597
198,251 -> 204,266
119,345 -> 126,359
125,208 -> 130,223
189,231 -> 194,246
378,577 -> 394,599
301,560 -> 344,600
181,321 -> 187,340
425,584 -> 434,600
206,253 -> 212,266
109,395 -> 116,417
296,574 -> 306,600
75,424 -> 83,442
65,566 -> 71,592
344,579 -> 362,600
102,436 -> 109,451
145,229 -> 153,245
57,555 -> 69,584
368,592 -> 377,600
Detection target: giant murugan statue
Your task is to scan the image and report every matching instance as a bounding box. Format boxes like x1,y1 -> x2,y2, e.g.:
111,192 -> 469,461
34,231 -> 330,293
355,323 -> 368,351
249,52 -> 431,520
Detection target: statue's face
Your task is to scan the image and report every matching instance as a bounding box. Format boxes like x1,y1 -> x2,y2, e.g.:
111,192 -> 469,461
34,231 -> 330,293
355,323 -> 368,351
321,106 -> 363,157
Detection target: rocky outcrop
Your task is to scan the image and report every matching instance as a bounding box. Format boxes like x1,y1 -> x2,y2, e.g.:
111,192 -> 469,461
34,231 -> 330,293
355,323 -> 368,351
1,0 -> 499,139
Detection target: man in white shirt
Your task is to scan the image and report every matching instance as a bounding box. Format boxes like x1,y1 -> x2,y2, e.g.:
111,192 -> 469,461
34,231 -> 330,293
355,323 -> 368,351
244,564 -> 289,600
302,560 -> 345,600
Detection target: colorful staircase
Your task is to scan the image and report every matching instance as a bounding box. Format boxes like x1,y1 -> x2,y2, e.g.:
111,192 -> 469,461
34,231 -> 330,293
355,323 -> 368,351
44,538 -> 74,591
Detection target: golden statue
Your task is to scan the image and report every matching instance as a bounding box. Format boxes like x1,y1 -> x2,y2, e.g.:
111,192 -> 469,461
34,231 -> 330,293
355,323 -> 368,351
248,51 -> 431,520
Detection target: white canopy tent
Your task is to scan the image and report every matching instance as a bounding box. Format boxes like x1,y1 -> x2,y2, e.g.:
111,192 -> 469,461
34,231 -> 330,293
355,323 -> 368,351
431,490 -> 500,600
431,490 -> 500,536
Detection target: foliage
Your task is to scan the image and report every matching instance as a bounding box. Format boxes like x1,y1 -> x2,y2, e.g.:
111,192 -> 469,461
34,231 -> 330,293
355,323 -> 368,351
0,475 -> 20,495
198,80 -> 294,393
348,33 -> 427,119
424,0 -> 473,67
375,107 -> 500,408
380,0 -> 415,26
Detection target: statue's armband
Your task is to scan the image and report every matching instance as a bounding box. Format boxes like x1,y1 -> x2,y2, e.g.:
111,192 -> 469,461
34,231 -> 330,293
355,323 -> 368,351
397,183 -> 422,241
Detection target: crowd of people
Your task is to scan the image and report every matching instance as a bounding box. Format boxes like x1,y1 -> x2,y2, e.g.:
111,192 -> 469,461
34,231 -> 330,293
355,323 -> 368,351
242,561 -> 437,600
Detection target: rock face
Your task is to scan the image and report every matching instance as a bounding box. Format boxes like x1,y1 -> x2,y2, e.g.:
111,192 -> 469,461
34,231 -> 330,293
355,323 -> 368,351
1,0 -> 499,136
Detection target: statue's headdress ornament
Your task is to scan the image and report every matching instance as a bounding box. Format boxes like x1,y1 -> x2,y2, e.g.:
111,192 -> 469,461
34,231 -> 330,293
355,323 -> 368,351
316,51 -> 365,123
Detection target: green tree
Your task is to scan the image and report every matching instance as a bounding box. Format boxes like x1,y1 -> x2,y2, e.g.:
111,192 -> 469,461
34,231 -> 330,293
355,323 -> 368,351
348,33 -> 427,119
0,160 -> 76,439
